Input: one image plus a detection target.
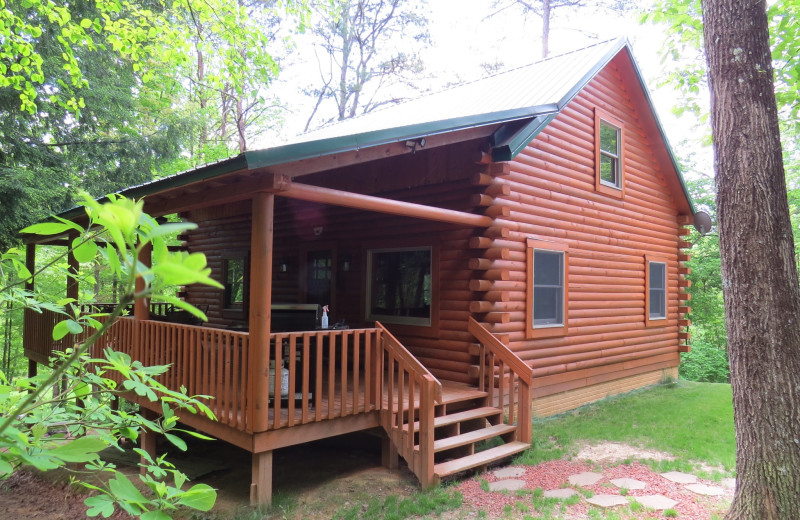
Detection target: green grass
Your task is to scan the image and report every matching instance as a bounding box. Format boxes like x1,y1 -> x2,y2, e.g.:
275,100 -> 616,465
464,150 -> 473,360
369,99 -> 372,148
331,486 -> 463,520
518,380 -> 735,472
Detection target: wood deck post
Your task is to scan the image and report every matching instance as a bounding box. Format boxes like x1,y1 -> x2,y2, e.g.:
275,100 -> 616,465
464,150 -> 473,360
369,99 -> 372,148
418,375 -> 436,488
381,431 -> 399,470
249,192 -> 274,432
139,408 -> 158,475
250,450 -> 273,506
25,243 -> 37,378
132,243 -> 151,364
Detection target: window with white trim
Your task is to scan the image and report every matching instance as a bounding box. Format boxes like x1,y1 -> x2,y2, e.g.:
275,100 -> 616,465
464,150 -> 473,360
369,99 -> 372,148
594,109 -> 625,198
526,238 -> 569,338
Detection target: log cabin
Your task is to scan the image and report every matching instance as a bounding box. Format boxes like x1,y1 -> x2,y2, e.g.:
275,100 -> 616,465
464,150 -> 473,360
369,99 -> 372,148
22,38 -> 699,505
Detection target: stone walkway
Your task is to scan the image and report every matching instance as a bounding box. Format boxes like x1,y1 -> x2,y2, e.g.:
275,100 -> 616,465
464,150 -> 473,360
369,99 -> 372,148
489,466 -> 732,512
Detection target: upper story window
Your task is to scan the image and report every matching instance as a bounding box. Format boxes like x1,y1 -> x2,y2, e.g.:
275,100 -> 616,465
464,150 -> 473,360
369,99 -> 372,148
646,256 -> 667,326
526,238 -> 569,338
594,109 -> 625,198
366,246 -> 432,326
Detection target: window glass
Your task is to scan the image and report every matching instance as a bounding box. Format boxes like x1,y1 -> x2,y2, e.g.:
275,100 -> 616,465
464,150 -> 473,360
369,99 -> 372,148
649,261 -> 666,319
368,248 -> 431,325
533,250 -> 564,327
599,121 -> 621,188
224,257 -> 245,308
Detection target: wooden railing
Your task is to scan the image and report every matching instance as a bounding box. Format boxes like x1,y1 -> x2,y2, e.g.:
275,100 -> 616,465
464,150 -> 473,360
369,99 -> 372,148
267,328 -> 382,429
94,318 -> 253,431
375,322 -> 442,488
468,317 -> 533,443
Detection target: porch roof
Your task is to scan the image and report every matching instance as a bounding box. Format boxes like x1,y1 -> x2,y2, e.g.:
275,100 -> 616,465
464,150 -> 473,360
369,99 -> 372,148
59,38 -> 695,220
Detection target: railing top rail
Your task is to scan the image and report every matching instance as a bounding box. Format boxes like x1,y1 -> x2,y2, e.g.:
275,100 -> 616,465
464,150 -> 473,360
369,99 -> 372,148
468,317 -> 533,385
376,321 -> 443,403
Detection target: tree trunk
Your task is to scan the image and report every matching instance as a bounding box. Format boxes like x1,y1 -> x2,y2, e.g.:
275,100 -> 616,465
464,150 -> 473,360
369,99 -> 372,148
702,1 -> 800,518
541,0 -> 550,58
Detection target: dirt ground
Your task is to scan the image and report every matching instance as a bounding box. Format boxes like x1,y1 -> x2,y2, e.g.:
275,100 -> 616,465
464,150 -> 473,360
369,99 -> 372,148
0,430 -> 419,520
0,435 -> 732,520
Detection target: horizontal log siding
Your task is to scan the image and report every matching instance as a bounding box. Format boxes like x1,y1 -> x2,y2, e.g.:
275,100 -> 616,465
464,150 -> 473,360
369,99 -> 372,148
483,58 -> 683,396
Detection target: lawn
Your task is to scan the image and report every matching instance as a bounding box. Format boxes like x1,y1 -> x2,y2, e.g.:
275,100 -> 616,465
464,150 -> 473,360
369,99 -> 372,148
520,380 -> 736,474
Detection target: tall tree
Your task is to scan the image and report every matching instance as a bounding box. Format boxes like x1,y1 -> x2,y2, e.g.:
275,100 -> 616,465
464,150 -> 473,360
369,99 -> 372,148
303,0 -> 429,131
703,0 -> 800,517
180,0 -> 296,154
490,0 -> 632,58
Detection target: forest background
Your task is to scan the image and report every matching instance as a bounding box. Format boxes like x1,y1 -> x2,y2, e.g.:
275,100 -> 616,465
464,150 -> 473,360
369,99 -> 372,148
0,0 -> 797,386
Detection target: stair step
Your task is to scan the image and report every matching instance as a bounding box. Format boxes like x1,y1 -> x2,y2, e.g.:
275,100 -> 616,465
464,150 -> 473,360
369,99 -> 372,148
434,441 -> 529,478
405,406 -> 502,432
440,383 -> 488,406
433,424 -> 518,453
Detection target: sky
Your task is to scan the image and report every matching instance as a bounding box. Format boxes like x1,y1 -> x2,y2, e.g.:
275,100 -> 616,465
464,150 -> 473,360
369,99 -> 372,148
265,0 -> 712,178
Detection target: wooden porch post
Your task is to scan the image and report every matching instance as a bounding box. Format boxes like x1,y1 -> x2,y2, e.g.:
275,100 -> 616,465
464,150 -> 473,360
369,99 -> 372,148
249,192 -> 274,505
67,233 -> 80,303
25,243 -> 37,378
250,450 -> 273,506
134,244 -> 155,472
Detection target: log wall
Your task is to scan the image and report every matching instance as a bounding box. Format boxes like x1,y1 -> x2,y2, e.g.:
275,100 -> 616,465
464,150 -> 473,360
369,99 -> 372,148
180,53 -> 690,401
471,53 -> 689,399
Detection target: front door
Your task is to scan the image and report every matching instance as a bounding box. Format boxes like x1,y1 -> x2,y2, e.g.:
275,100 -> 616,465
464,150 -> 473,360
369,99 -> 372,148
306,249 -> 333,307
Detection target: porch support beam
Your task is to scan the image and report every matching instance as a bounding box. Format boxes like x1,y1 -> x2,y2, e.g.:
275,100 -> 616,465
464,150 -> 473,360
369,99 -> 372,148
281,182 -> 493,228
249,192 -> 274,433
143,173 -> 291,216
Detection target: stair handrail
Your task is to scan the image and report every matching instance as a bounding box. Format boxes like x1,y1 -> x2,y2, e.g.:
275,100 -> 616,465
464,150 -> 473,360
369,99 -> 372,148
375,322 -> 442,403
468,316 -> 533,443
375,322 -> 442,488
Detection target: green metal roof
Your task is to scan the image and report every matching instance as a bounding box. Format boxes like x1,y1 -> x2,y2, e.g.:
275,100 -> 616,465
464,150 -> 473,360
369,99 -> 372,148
61,37 -> 695,217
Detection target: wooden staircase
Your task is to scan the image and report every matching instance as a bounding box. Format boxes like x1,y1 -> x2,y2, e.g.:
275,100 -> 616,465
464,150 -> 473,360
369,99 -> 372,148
376,319 -> 533,489
397,382 -> 529,484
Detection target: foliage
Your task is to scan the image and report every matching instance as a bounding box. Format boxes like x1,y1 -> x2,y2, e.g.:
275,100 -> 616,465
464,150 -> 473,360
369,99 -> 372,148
680,339 -> 729,383
0,193 -> 223,518
520,381 -> 736,472
303,0 -> 430,131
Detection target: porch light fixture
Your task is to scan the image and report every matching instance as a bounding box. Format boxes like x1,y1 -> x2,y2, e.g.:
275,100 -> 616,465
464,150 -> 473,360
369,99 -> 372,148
342,255 -> 352,272
404,138 -> 426,153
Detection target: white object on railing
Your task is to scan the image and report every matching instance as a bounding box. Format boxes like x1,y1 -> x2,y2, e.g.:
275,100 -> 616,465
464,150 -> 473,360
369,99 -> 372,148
268,360 -> 290,397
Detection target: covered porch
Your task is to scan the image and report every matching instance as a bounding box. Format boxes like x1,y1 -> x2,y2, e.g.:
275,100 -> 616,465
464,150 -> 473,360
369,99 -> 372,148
23,142 -> 534,504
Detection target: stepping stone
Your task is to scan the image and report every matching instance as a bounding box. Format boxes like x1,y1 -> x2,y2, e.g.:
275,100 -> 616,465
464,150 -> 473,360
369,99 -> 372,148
610,477 -> 647,490
586,494 -> 628,508
488,479 -> 526,492
568,471 -> 604,486
661,471 -> 698,484
493,466 -> 526,479
544,488 -> 579,499
636,494 -> 678,510
721,478 -> 737,490
686,483 -> 725,496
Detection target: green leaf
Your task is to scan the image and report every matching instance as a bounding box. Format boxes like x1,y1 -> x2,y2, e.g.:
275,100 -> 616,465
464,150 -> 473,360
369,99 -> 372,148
53,320 -> 70,340
164,432 -> 187,451
49,437 -> 108,463
20,222 -> 73,235
108,472 -> 147,504
85,494 -> 116,518
140,510 -> 172,520
80,18 -> 92,28
176,483 -> 217,511
72,237 -> 98,263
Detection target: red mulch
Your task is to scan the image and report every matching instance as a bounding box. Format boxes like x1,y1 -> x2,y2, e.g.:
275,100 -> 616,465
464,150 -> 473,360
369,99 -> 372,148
454,460 -> 732,519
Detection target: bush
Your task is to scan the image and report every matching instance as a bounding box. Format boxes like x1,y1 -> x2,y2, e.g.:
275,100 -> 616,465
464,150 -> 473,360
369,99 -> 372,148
680,340 -> 730,383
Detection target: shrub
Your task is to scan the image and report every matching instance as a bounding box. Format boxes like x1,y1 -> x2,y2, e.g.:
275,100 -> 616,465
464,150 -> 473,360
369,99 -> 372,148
680,339 -> 730,383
